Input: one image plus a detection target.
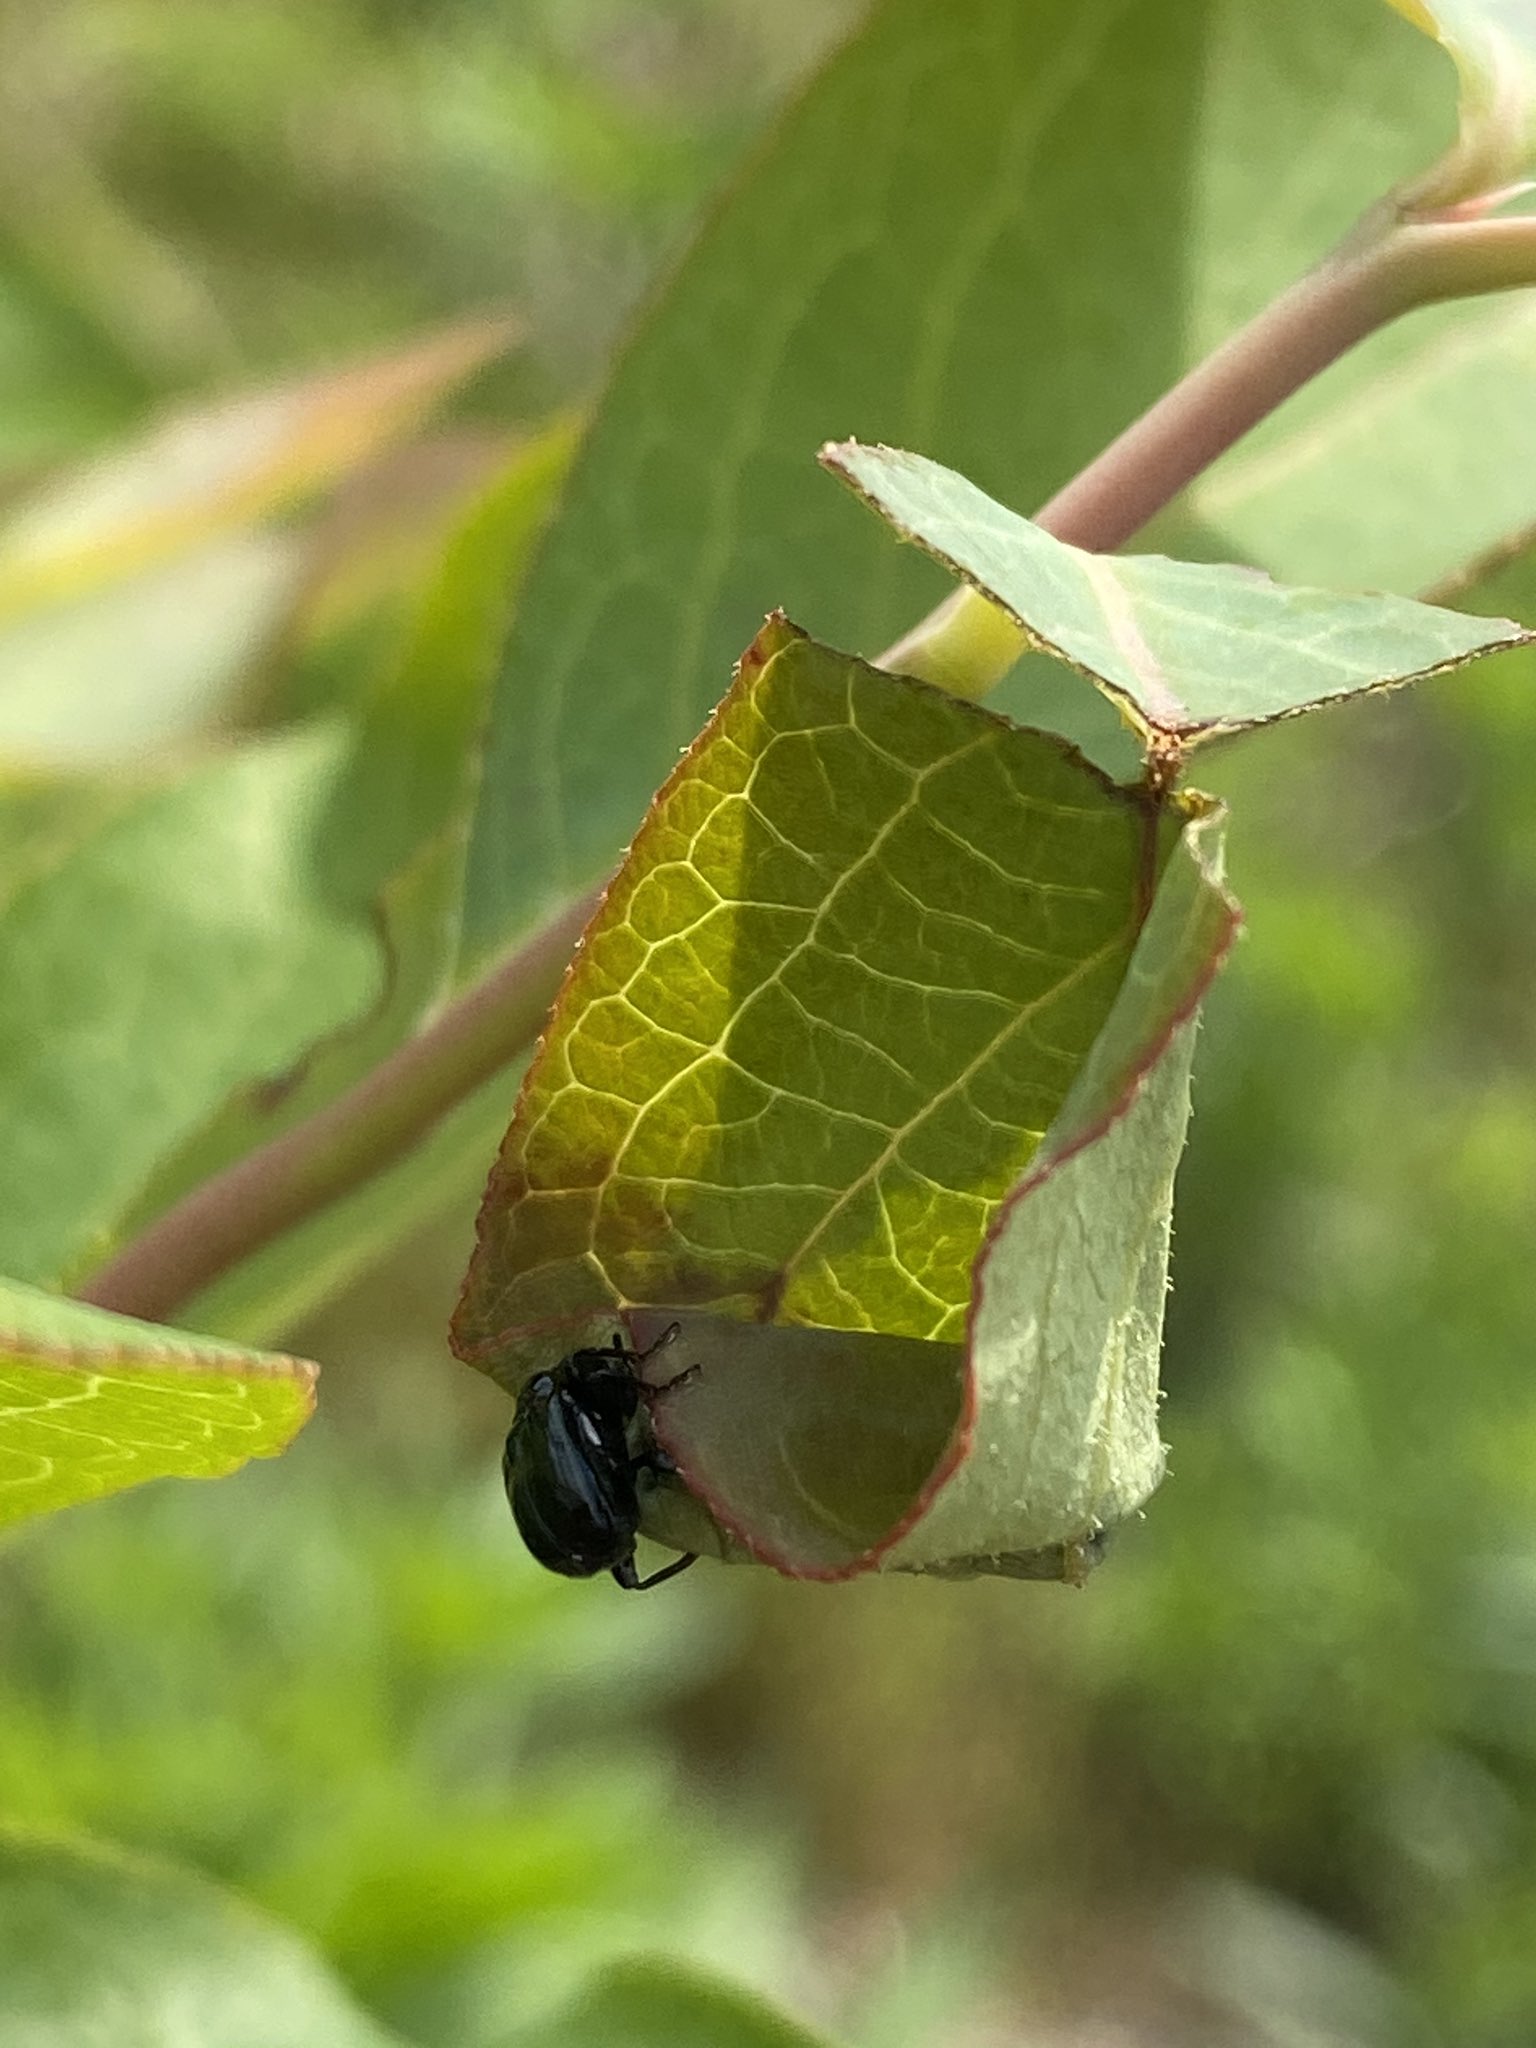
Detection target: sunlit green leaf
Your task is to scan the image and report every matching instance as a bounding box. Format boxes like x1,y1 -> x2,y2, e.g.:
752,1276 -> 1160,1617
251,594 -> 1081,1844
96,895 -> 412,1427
0,1277 -> 314,1526
827,442 -> 1531,745
454,617 -> 1166,1363
0,1829 -> 402,2047
639,806 -> 1238,1580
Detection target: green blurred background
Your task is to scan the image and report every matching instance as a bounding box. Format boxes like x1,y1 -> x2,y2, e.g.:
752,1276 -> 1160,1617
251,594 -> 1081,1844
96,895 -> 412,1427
3,3 -> 1536,2044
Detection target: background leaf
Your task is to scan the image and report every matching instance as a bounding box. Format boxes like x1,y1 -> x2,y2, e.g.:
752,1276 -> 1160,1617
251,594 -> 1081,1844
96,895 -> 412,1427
827,442 -> 1531,743
517,1954 -> 843,2048
0,318 -> 514,612
456,0 -> 1227,969
459,0 -> 1536,979
1175,0 -> 1536,593
0,320 -> 515,764
0,1828 -> 403,2047
115,428 -> 576,1340
9,428 -> 570,1331
0,726 -> 377,1290
0,1276 -> 314,1526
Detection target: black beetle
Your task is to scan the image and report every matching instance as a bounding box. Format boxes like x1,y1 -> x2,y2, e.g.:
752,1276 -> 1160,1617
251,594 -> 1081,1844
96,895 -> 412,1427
502,1325 -> 699,1591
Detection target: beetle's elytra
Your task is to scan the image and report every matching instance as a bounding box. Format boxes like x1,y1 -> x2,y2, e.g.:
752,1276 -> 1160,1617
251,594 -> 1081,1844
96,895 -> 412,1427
502,1326 -> 698,1591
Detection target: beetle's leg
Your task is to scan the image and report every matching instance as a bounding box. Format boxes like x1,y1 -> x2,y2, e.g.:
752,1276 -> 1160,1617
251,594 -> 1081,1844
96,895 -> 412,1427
635,1321 -> 682,1365
631,1321 -> 698,1400
636,1549 -> 698,1589
611,1549 -> 698,1592
631,1372 -> 696,1481
641,1361 -> 699,1402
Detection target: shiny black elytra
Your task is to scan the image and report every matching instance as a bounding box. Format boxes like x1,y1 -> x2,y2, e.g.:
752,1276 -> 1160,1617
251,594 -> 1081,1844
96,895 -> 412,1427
503,1327 -> 698,1591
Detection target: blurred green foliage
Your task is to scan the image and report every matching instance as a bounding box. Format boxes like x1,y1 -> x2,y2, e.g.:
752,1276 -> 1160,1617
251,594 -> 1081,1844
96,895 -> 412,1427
3,3 -> 1536,2047
0,1415 -> 787,2045
0,0 -> 844,457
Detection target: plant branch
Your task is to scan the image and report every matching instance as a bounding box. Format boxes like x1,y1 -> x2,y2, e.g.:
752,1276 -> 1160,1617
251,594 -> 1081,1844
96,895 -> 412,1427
81,197 -> 1536,1330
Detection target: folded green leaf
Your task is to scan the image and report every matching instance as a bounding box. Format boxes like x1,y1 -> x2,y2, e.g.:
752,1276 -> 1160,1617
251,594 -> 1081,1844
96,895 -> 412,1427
0,1828 -> 401,2047
0,1277 -> 315,1527
886,805 -> 1238,1573
645,808 -> 1237,1581
826,443 -> 1533,747
455,615 -> 1169,1359
454,620 -> 1233,1579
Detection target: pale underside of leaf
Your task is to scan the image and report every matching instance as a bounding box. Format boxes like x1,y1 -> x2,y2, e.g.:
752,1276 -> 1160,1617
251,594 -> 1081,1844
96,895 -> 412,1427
634,1312 -> 969,1580
825,443 -> 1534,745
888,806 -> 1240,1570
452,620 -> 1240,1581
